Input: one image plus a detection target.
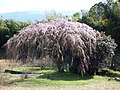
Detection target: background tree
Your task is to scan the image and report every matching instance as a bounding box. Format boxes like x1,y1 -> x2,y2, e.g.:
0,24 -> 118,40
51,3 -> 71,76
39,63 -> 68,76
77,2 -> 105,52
80,0 -> 120,70
0,17 -> 10,49
81,0 -> 120,48
0,18 -> 30,51
45,10 -> 63,20
81,2 -> 108,31
71,12 -> 81,22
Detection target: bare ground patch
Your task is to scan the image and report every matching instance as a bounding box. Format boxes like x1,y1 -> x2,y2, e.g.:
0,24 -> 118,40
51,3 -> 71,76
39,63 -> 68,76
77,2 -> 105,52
0,81 -> 120,90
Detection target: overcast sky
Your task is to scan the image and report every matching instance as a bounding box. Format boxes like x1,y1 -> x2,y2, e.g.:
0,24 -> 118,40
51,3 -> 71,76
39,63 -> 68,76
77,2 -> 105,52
0,0 -> 107,13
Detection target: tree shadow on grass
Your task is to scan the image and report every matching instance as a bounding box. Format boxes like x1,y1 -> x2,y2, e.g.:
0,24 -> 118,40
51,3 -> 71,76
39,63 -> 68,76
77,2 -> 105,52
37,72 -> 93,81
7,72 -> 93,86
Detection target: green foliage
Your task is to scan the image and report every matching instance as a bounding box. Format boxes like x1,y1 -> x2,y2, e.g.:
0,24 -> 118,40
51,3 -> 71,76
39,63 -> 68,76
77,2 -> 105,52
102,68 -> 120,77
82,2 -> 108,31
0,26 -> 10,48
5,19 -> 23,37
95,32 -> 117,70
20,21 -> 31,28
0,17 -> 4,27
81,1 -> 120,48
0,18 -> 30,50
81,0 -> 120,70
72,12 -> 81,22
112,52 -> 120,71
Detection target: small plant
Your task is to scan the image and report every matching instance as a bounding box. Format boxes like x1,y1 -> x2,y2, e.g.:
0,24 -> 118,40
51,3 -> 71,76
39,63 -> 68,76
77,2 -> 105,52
33,56 -> 53,70
20,74 -> 28,80
46,74 -> 52,79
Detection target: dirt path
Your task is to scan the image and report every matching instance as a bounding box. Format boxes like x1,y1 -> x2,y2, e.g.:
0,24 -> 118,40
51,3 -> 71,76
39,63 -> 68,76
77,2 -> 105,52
0,81 -> 120,90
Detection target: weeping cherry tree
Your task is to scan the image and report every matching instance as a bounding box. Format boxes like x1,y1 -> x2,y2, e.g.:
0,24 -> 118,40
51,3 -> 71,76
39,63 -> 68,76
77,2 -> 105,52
5,19 -> 117,76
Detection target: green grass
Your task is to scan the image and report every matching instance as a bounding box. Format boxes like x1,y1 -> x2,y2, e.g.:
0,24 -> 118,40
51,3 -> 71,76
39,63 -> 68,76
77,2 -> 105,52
13,75 -> 106,86
1,65 -> 120,90
8,66 -> 108,87
11,66 -> 57,74
10,73 -> 107,87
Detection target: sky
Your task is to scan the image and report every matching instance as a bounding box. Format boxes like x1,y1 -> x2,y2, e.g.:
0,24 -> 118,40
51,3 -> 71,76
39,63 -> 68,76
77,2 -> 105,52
0,0 -> 106,14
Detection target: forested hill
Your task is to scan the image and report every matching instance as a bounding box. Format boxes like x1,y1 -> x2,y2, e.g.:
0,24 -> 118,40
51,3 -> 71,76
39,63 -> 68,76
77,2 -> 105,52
0,11 -> 45,22
0,11 -> 74,22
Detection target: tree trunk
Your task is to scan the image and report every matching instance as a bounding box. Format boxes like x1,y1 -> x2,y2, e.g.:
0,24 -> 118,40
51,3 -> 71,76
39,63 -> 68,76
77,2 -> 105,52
57,50 -> 64,72
58,63 -> 64,72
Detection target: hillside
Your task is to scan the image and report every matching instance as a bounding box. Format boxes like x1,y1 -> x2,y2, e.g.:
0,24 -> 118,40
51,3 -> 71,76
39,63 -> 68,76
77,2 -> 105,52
0,11 -> 74,22
0,11 -> 46,22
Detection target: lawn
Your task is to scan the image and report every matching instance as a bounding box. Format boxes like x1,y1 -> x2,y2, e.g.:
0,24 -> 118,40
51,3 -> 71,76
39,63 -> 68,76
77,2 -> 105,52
3,66 -> 105,86
0,61 -> 120,90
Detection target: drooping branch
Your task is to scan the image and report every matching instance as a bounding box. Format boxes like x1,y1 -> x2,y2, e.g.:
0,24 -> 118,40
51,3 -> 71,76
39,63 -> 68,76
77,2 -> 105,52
5,19 -> 117,75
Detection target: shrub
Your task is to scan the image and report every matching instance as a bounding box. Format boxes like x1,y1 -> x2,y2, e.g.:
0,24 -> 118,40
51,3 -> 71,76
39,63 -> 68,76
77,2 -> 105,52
32,55 -> 53,69
93,32 -> 117,73
101,68 -> 120,77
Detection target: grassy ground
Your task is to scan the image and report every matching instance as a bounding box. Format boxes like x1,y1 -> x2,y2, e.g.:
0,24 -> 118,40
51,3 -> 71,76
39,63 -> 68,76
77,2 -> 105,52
0,80 -> 120,90
0,60 -> 120,90
8,73 -> 106,86
1,66 -> 105,86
